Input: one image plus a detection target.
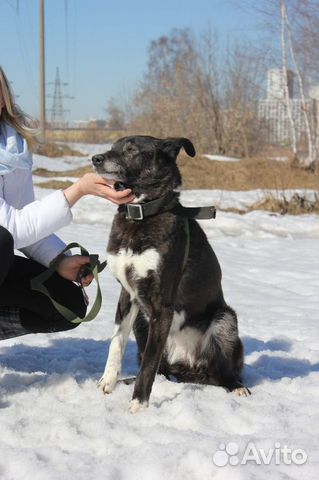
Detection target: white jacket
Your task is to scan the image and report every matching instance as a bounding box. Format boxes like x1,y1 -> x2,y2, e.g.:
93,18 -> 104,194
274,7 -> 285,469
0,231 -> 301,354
0,169 -> 72,266
0,124 -> 72,266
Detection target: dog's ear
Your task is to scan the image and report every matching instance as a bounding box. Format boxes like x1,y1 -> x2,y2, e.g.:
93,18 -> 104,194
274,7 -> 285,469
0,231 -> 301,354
160,137 -> 196,159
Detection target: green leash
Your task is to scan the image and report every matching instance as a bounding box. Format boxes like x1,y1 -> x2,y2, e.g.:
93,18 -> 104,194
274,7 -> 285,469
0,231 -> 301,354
31,242 -> 107,324
182,218 -> 190,272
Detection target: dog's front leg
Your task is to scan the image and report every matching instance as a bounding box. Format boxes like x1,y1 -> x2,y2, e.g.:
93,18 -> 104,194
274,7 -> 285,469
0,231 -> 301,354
99,288 -> 138,394
129,306 -> 173,413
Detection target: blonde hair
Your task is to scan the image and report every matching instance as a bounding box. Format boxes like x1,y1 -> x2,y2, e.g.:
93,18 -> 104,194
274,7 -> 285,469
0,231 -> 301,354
0,66 -> 38,151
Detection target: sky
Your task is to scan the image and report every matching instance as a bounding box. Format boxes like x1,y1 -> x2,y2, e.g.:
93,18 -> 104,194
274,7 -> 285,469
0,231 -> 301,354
1,0 -> 264,123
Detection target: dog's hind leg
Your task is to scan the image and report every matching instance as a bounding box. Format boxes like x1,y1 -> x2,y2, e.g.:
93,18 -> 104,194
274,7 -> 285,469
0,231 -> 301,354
226,338 -> 251,397
99,288 -> 139,394
201,308 -> 251,396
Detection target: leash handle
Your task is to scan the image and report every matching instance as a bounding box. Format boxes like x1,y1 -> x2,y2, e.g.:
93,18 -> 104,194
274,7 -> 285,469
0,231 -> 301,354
31,243 -> 107,324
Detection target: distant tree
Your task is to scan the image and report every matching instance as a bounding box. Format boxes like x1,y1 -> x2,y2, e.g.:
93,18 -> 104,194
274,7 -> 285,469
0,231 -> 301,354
280,0 -> 298,162
105,98 -> 126,130
129,27 -> 266,156
238,0 -> 319,168
223,40 -> 269,156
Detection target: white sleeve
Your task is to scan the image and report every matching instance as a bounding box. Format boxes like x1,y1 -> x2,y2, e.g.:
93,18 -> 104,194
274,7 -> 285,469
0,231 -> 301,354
0,171 -> 73,266
20,233 -> 69,267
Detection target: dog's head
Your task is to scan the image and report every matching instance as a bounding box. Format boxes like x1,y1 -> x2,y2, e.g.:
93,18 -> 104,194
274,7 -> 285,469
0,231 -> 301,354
92,135 -> 195,201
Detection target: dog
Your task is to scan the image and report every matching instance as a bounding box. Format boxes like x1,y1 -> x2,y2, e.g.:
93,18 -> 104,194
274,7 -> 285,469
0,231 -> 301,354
92,136 -> 250,413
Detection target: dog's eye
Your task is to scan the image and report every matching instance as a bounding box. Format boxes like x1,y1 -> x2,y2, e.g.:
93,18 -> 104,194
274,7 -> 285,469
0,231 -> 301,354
124,143 -> 137,155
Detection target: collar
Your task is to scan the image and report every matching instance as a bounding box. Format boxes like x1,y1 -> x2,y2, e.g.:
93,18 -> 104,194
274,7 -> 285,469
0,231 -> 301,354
118,191 -> 178,220
118,191 -> 216,221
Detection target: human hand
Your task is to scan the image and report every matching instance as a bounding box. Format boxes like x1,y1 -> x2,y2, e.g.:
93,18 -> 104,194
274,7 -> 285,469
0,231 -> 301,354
64,173 -> 135,207
56,255 -> 94,287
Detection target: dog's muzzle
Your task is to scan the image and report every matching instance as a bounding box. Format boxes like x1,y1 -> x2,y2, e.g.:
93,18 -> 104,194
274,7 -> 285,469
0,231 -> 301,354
92,155 -> 124,182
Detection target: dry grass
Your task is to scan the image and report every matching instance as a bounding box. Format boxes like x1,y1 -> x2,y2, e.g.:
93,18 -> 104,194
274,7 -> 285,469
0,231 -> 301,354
223,193 -> 319,215
36,142 -> 86,157
178,153 -> 318,191
33,166 -> 91,178
35,180 -> 74,189
35,151 -> 318,191
45,129 -> 127,144
247,193 -> 319,215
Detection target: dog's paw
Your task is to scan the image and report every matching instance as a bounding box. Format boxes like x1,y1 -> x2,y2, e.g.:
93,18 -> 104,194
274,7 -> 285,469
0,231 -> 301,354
129,398 -> 149,414
232,386 -> 251,397
98,374 -> 118,394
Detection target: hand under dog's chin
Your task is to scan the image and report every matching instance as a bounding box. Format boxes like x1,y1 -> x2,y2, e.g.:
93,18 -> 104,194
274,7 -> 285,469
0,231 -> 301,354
96,171 -> 124,182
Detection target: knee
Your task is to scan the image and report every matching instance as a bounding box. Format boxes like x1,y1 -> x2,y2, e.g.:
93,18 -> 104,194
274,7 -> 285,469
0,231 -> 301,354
0,226 -> 14,254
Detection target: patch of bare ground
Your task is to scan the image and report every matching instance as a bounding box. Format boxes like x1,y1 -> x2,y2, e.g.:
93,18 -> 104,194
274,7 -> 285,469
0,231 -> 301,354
224,193 -> 319,215
248,193 -> 319,215
177,154 -> 318,191
33,166 -> 92,177
35,143 -> 86,157
35,180 -> 74,189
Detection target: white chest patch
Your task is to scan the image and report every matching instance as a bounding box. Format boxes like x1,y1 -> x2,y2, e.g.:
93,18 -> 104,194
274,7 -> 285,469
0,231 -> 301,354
107,248 -> 160,299
165,311 -> 202,368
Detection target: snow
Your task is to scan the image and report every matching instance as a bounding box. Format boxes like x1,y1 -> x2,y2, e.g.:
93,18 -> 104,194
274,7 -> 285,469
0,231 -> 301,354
204,154 -> 240,163
0,149 -> 318,479
34,186 -> 319,239
33,153 -> 91,172
204,154 -> 289,163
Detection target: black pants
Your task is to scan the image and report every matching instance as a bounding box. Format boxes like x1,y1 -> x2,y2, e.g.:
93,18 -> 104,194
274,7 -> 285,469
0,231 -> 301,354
0,226 -> 86,340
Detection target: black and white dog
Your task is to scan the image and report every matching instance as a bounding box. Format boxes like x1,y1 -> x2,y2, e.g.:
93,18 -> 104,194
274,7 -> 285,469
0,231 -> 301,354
92,136 -> 249,413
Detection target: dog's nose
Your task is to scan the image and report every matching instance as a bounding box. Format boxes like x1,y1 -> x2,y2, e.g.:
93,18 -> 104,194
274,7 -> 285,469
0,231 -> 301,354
92,154 -> 104,166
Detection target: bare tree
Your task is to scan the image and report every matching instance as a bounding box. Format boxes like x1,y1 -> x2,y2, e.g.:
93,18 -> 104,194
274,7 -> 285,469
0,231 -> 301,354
105,98 -> 126,130
280,0 -> 298,161
127,27 -> 266,156
237,0 -> 319,168
284,1 -> 315,166
223,41 -> 269,156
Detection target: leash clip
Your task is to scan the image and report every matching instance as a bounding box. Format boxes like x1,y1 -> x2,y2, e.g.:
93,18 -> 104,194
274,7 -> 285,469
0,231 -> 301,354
78,282 -> 90,306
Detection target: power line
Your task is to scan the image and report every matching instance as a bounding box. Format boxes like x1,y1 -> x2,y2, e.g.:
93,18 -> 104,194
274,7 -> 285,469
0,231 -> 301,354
65,0 -> 69,81
10,0 -> 38,106
47,66 -> 74,126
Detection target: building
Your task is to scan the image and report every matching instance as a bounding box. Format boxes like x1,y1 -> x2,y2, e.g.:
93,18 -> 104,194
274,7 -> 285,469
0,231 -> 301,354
258,69 -> 319,144
267,68 -> 294,101
73,118 -> 106,129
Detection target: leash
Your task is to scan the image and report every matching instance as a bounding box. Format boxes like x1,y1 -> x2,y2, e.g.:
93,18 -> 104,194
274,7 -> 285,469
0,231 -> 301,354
182,218 -> 190,272
31,242 -> 107,324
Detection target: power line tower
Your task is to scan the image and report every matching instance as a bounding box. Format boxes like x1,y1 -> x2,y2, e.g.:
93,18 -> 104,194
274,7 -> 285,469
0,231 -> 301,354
48,66 -> 73,127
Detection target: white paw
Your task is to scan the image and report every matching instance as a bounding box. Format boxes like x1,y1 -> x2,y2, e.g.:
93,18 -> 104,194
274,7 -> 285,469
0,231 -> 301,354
233,386 -> 251,397
98,374 -> 118,394
129,398 -> 149,414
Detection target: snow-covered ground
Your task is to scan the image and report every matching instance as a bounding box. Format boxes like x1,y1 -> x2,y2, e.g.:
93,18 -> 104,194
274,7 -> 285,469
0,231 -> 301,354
204,153 -> 289,163
0,147 -> 318,479
204,154 -> 241,163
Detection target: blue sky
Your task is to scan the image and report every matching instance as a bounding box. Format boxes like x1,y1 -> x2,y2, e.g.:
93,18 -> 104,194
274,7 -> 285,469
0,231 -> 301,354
1,0 -> 263,122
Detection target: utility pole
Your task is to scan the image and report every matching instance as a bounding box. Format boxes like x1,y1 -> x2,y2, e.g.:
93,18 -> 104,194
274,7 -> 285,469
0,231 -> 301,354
39,0 -> 46,141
